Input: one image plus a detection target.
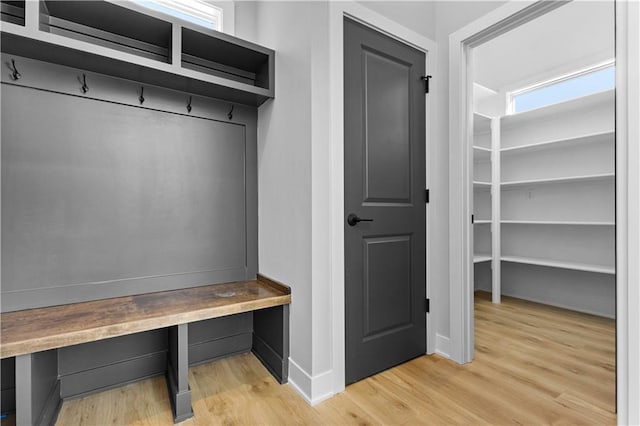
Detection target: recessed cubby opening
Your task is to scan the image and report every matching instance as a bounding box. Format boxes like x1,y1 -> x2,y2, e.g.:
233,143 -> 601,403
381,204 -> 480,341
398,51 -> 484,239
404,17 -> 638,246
181,27 -> 271,89
0,1 -> 25,26
39,0 -> 172,63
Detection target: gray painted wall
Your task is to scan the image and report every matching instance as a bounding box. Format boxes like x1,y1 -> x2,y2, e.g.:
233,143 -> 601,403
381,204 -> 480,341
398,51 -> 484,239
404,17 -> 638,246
501,263 -> 615,318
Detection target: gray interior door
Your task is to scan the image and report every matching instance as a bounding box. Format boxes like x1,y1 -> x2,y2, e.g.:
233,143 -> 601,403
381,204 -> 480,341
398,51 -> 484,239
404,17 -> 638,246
344,18 -> 427,385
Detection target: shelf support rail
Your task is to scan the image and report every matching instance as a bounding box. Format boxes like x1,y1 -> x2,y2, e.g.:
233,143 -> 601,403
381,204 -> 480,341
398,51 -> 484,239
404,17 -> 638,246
491,117 -> 501,304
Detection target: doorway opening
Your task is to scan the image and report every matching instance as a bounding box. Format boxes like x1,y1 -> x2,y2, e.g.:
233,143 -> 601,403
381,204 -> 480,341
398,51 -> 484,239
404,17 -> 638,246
457,0 -> 617,419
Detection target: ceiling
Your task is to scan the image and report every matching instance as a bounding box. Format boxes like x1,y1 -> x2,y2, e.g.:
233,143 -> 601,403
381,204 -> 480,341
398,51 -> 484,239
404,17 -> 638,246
473,1 -> 614,93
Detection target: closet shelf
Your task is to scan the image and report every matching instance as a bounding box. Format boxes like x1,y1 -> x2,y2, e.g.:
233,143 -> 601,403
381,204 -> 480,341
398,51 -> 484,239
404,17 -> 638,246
500,130 -> 614,154
501,220 -> 614,226
0,1 -> 275,106
501,255 -> 614,275
474,220 -> 492,224
473,180 -> 492,189
474,253 -> 492,263
501,173 -> 614,188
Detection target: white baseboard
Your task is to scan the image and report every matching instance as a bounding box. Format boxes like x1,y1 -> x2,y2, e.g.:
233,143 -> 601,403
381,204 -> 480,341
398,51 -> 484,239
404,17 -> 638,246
435,333 -> 451,358
287,358 -> 335,406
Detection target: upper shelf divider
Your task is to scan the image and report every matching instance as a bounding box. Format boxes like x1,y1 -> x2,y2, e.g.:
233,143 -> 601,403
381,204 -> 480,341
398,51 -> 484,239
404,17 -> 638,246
0,0 -> 274,106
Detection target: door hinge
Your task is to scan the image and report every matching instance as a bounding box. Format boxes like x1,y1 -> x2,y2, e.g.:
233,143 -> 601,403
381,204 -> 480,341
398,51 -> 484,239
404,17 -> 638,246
421,75 -> 432,94
425,189 -> 430,203
425,298 -> 430,313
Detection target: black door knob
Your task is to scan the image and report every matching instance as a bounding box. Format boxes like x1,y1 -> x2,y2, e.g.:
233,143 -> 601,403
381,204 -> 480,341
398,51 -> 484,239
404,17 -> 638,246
347,213 -> 374,227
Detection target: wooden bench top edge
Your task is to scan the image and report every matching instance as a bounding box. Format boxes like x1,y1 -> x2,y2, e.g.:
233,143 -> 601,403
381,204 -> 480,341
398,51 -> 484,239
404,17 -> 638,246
257,273 -> 291,295
0,278 -> 291,359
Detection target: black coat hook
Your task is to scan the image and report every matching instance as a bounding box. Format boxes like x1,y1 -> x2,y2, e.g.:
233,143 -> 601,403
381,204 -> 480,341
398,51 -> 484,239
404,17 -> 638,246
139,86 -> 145,104
187,96 -> 192,113
227,105 -> 234,120
10,59 -> 21,80
80,74 -> 89,93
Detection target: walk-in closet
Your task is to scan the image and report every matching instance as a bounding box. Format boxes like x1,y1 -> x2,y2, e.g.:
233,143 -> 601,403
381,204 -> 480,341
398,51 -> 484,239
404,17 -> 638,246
470,2 -> 616,414
471,0 -> 615,318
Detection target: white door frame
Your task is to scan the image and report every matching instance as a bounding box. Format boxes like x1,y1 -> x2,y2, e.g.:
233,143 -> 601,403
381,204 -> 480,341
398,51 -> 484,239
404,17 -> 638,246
449,0 -> 640,423
328,1 -> 437,395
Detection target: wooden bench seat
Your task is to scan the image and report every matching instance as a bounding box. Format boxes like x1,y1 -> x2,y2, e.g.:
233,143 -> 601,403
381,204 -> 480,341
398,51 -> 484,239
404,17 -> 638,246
0,275 -> 291,424
1,276 -> 290,359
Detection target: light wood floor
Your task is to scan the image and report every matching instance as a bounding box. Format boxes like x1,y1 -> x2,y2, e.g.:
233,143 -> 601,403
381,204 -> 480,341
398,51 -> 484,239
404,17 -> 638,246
56,292 -> 615,425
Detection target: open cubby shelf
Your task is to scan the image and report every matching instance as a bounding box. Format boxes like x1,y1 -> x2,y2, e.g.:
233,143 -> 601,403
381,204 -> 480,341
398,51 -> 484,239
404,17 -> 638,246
181,27 -> 271,89
40,0 -> 172,63
0,0 -> 24,25
1,1 -> 274,106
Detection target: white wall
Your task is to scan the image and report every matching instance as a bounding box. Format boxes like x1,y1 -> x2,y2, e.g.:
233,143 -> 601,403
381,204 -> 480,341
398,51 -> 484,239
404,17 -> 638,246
242,0 -> 335,401
250,0 -> 316,380
234,1 -> 257,42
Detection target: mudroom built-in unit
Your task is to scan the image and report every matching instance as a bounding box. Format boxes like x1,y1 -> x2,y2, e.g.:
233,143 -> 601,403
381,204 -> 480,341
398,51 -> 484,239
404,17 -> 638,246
471,0 -> 615,318
0,1 -> 291,424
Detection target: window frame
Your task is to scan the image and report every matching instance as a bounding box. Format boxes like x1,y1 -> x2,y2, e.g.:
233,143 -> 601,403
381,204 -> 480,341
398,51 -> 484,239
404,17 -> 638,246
506,59 -> 615,114
133,0 -> 226,32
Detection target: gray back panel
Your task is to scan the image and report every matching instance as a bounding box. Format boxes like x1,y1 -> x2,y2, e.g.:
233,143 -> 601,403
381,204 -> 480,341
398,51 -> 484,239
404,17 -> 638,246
1,358 -> 16,412
2,84 -> 251,311
58,329 -> 168,375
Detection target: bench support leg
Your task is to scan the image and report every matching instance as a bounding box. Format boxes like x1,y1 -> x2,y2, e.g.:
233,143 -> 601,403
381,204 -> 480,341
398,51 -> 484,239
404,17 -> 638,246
252,304 -> 290,384
15,350 -> 62,426
166,324 -> 193,423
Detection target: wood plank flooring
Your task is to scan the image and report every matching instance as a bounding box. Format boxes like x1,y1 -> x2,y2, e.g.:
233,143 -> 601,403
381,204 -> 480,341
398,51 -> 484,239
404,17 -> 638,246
55,292 -> 615,425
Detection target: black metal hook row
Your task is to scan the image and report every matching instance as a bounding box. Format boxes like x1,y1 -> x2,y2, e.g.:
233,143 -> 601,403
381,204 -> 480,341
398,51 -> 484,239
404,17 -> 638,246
10,64 -> 213,118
